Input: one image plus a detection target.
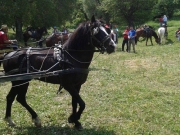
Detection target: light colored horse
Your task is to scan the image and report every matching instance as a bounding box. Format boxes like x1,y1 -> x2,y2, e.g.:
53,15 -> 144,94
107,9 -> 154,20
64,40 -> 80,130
158,27 -> 166,44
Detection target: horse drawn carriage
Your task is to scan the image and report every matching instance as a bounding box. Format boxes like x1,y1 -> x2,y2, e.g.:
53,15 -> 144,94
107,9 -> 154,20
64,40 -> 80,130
0,16 -> 116,130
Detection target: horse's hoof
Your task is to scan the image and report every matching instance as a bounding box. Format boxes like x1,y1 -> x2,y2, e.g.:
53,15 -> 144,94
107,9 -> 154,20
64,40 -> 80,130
74,123 -> 83,131
68,117 -> 73,123
32,117 -> 41,127
4,117 -> 16,127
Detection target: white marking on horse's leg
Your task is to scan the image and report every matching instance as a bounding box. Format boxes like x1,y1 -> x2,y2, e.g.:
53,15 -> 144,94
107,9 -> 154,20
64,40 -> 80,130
4,117 -> 16,127
32,117 -> 41,127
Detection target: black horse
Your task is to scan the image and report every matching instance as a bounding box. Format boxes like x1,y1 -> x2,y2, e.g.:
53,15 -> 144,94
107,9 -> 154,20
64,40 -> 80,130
23,26 -> 47,47
2,15 -> 116,130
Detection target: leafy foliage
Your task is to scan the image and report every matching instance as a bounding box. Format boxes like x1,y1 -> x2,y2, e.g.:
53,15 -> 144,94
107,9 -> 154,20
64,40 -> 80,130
1,0 -> 180,41
152,0 -> 180,19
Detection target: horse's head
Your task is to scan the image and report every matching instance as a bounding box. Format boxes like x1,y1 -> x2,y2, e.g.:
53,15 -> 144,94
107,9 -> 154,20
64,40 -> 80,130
155,38 -> 160,44
89,15 -> 116,54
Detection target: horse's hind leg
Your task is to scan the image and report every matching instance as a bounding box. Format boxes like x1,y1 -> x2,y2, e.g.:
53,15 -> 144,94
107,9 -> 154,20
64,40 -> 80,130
4,84 -> 18,126
146,38 -> 148,46
5,81 -> 41,127
15,81 -> 41,127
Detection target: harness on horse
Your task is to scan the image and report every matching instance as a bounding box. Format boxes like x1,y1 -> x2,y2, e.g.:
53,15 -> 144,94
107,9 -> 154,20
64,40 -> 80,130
4,22 -> 111,93
144,27 -> 151,34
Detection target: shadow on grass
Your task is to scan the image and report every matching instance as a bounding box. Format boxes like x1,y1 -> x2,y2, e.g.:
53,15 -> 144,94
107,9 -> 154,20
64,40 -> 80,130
0,125 -> 116,135
166,38 -> 174,44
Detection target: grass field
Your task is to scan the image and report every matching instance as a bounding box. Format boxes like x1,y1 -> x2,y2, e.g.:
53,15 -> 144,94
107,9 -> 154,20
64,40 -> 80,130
0,17 -> 180,135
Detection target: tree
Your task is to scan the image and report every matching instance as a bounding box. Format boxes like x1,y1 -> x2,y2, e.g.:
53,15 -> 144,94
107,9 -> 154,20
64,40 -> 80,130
100,0 -> 158,27
0,0 -> 31,40
0,0 -> 78,41
68,0 -> 88,28
81,0 -> 111,24
152,0 -> 180,19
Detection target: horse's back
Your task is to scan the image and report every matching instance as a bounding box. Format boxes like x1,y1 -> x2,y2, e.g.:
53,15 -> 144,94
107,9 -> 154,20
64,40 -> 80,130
3,48 -> 55,74
136,28 -> 145,38
158,27 -> 165,36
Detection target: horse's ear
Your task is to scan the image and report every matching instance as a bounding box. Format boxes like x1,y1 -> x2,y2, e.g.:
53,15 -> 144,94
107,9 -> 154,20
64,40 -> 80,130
91,15 -> 96,23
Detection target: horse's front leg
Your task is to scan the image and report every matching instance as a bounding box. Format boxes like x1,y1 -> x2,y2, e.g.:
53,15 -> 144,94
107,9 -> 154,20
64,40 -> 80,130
150,37 -> 153,45
67,85 -> 85,130
146,38 -> 148,46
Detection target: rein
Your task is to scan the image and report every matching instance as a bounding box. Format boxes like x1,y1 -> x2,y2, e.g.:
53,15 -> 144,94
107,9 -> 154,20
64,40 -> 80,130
90,35 -> 109,54
64,50 -> 101,64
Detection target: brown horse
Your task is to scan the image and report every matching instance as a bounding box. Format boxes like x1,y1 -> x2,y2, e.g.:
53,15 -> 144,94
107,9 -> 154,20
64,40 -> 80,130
136,27 -> 160,45
23,27 -> 47,47
2,15 -> 116,130
46,33 -> 72,47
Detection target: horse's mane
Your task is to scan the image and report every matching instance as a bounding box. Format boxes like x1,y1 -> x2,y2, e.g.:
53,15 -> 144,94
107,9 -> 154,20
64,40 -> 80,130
136,27 -> 143,31
151,29 -> 158,39
63,21 -> 95,50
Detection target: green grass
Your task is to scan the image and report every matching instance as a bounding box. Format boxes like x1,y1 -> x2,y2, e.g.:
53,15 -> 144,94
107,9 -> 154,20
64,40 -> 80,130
1,18 -> 180,135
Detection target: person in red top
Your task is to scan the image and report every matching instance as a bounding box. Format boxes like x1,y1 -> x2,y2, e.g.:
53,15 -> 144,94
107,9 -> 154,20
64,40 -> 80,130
122,26 -> 130,52
0,24 -> 18,50
159,16 -> 163,27
175,28 -> 180,41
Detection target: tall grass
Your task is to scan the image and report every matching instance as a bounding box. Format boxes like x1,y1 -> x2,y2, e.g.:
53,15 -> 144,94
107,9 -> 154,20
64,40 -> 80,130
0,17 -> 180,135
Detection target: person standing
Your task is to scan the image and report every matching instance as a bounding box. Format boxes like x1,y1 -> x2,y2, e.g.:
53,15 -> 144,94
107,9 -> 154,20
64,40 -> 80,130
62,27 -> 68,34
114,25 -> 119,44
159,16 -> 163,27
52,26 -> 59,34
0,24 -> 18,50
163,15 -> 167,26
128,26 -> 136,53
175,28 -> 180,41
110,30 -> 117,43
122,26 -> 129,52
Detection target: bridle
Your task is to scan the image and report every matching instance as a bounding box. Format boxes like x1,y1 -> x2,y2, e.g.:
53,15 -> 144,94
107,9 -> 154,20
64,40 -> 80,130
89,24 -> 111,54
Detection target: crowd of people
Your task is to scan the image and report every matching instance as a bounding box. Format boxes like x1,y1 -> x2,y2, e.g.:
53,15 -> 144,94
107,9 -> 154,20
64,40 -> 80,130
109,14 -> 180,53
109,24 -> 137,53
0,14 -> 179,52
159,15 -> 168,27
0,24 -> 70,50
52,26 -> 68,35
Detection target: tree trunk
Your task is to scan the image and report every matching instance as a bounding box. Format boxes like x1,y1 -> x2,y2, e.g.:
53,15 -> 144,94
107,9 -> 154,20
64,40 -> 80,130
15,17 -> 23,41
127,17 -> 135,28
